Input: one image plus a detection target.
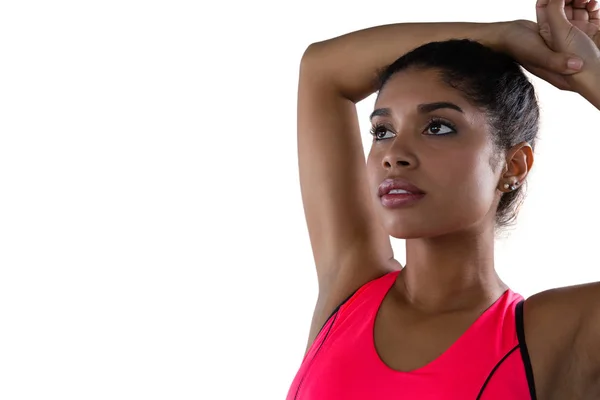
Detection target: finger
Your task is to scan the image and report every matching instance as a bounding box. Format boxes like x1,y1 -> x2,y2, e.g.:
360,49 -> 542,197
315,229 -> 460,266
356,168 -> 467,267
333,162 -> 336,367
547,0 -> 574,37
574,8 -> 590,20
523,64 -> 573,91
539,21 -> 554,45
526,34 -> 584,73
589,0 -> 600,23
549,51 -> 583,73
573,0 -> 589,8
537,0 -> 550,27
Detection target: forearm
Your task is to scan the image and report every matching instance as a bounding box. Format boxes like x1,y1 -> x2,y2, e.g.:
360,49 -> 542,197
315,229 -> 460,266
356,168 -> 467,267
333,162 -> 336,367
575,68 -> 600,110
302,21 -> 509,103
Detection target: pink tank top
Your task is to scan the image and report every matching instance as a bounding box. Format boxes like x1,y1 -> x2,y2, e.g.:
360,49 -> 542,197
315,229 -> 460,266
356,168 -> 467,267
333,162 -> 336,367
286,269 -> 537,399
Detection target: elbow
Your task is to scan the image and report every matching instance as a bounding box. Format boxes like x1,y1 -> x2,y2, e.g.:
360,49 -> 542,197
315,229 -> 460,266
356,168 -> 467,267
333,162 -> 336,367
300,42 -> 323,68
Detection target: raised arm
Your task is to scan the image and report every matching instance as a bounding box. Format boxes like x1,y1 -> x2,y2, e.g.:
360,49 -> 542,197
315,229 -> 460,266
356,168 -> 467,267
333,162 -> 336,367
298,21 -> 510,354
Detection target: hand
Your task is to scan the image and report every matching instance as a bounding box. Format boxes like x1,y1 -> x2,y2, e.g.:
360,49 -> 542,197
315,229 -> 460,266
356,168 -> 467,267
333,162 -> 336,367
536,0 -> 600,89
499,20 -> 586,91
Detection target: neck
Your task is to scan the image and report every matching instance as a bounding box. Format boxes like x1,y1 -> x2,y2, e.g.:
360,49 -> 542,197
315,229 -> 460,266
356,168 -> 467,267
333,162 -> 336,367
397,224 -> 508,314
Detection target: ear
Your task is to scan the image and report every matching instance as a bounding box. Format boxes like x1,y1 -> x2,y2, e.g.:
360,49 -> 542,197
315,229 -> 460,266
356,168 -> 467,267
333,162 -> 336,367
498,142 -> 534,192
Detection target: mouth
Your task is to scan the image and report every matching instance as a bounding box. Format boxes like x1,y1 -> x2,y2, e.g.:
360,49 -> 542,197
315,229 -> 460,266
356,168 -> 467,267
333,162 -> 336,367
378,178 -> 426,208
380,192 -> 426,208
378,178 -> 425,196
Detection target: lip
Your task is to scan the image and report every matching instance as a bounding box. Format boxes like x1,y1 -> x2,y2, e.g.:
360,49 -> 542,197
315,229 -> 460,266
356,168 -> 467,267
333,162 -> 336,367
380,192 -> 426,208
378,178 -> 426,209
378,178 -> 425,197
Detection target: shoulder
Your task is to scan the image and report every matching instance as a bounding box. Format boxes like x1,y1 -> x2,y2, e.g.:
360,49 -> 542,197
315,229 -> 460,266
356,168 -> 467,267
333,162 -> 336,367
521,283 -> 600,397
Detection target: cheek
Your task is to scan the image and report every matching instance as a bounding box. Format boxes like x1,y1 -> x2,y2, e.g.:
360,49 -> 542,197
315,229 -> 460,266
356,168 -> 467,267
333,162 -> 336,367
366,150 -> 380,186
366,144 -> 379,165
433,152 -> 497,211
473,149 -> 501,196
459,156 -> 498,212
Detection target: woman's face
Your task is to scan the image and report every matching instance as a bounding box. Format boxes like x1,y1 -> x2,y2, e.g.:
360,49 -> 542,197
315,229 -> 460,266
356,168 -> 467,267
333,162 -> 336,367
366,68 -> 505,239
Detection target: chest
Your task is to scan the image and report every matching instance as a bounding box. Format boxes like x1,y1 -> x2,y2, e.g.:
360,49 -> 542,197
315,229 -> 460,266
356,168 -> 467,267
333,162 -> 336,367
292,288 -> 533,399
373,293 -> 499,372
375,294 -> 598,398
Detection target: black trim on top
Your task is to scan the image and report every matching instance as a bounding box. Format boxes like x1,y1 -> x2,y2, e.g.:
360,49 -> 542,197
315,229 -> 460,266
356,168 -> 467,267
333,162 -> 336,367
516,299 -> 538,400
294,308 -> 340,400
316,289 -> 358,337
295,286 -> 368,399
476,345 -> 519,399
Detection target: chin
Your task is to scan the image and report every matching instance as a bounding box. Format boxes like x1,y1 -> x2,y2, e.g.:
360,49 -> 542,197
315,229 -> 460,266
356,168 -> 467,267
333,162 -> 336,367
382,215 -> 471,239
384,220 -> 437,239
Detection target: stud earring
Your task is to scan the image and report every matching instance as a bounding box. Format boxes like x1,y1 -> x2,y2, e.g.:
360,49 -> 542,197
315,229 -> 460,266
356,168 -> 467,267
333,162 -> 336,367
503,181 -> 519,191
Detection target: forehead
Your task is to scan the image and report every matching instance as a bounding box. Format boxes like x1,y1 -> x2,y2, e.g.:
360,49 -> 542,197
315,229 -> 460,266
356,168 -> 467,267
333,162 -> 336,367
376,68 -> 480,117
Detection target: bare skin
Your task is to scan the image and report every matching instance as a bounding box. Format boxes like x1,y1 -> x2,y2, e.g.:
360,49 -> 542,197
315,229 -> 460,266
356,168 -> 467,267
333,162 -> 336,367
366,68 -> 517,314
297,1 -> 600,398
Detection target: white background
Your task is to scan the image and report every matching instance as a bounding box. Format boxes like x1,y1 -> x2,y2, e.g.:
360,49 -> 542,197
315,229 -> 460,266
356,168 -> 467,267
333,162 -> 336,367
1,1 -> 599,399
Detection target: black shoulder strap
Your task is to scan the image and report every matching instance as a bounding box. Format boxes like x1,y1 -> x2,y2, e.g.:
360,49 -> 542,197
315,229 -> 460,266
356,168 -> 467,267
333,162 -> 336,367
515,299 -> 538,400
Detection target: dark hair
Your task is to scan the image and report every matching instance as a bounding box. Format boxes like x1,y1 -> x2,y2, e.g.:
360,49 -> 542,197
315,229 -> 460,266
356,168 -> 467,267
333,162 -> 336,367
377,39 -> 539,231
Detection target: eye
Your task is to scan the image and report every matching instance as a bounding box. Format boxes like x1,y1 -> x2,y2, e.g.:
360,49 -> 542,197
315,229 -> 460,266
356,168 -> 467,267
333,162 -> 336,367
424,118 -> 456,136
370,123 -> 395,141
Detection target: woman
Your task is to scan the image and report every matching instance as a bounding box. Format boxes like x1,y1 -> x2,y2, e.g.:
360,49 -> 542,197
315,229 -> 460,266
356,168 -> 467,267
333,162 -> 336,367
287,0 -> 600,399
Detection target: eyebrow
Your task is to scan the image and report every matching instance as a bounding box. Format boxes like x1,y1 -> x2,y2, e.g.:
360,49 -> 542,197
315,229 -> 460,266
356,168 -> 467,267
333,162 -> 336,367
369,102 -> 464,121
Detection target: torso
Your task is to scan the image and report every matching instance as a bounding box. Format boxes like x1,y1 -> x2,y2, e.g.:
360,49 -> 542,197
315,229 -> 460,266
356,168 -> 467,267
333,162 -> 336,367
374,280 -> 593,399
373,285 -> 504,373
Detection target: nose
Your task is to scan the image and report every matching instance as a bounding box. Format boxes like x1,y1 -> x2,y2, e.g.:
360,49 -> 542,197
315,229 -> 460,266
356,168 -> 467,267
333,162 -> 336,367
382,156 -> 410,169
381,146 -> 417,170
